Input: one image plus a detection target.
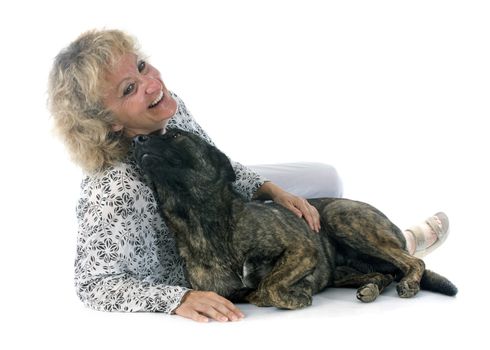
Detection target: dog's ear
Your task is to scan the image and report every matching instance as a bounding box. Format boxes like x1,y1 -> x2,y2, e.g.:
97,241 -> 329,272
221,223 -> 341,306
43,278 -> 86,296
208,145 -> 237,183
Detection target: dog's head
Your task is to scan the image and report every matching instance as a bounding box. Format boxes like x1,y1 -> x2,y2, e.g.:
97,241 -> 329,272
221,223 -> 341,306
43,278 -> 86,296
132,129 -> 236,198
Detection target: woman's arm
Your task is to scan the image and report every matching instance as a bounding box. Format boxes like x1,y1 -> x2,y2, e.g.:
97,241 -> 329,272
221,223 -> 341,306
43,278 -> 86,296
253,181 -> 321,233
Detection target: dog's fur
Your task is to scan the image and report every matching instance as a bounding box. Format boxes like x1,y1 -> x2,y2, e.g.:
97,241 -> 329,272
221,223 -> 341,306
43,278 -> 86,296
133,129 -> 457,309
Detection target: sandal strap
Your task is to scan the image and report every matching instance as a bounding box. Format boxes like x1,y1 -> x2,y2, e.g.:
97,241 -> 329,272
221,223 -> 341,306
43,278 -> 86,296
425,217 -> 443,239
405,226 -> 427,251
426,212 -> 449,240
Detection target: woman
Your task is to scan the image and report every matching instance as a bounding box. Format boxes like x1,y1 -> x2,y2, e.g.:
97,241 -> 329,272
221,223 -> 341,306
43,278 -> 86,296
48,29 -> 449,322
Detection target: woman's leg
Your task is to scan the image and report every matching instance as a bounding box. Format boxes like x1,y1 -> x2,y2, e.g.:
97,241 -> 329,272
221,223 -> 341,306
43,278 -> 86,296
249,162 -> 448,257
248,162 -> 343,199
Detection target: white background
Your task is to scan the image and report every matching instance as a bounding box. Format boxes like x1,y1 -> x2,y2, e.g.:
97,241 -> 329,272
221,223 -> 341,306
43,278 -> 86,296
1,0 -> 488,349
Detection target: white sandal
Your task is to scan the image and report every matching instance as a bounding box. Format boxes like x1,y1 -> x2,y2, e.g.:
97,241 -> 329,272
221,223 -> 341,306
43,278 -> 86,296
406,212 -> 450,258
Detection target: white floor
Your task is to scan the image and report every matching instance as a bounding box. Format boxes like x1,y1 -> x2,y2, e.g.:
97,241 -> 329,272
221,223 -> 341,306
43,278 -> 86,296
6,274 -> 484,350
41,284 -> 477,350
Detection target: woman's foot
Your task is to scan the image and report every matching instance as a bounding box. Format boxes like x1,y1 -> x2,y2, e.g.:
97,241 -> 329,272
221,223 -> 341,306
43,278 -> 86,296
404,212 -> 450,258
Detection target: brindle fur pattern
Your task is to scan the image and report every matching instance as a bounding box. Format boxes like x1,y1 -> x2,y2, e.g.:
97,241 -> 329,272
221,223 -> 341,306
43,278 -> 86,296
133,130 -> 457,309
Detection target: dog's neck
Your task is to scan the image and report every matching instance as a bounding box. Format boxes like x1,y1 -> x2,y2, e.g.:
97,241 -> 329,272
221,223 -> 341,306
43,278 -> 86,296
157,182 -> 245,255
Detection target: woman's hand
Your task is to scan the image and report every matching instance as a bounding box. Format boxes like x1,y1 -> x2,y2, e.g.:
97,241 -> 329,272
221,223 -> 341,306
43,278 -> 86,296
173,290 -> 245,322
254,182 -> 321,233
272,190 -> 321,233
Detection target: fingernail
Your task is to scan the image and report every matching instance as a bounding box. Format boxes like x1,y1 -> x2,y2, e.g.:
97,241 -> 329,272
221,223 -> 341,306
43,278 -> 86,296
220,316 -> 228,322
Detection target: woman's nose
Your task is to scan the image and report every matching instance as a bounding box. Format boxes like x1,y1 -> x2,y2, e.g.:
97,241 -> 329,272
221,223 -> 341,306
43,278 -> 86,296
145,77 -> 161,94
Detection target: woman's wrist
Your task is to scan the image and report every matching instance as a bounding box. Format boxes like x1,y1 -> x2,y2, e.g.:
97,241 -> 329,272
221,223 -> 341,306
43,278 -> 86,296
253,181 -> 284,201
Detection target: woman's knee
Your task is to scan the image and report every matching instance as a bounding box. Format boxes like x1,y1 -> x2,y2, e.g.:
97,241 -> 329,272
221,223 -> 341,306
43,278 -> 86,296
302,162 -> 343,198
250,162 -> 343,199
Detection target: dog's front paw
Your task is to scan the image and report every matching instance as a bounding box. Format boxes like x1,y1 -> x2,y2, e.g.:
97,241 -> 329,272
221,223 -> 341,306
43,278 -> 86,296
357,283 -> 380,303
246,290 -> 273,307
282,290 -> 313,310
247,288 -> 312,309
267,286 -> 312,309
396,280 -> 420,298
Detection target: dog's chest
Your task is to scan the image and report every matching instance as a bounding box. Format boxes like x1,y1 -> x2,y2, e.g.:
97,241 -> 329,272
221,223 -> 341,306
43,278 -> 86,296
166,213 -> 246,294
181,249 -> 245,295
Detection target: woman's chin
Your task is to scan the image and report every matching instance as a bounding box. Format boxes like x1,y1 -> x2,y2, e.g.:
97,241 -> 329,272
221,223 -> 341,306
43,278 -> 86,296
159,92 -> 178,117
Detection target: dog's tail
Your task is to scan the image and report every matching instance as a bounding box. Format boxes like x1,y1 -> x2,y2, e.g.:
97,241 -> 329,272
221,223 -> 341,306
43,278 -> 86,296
420,269 -> 458,296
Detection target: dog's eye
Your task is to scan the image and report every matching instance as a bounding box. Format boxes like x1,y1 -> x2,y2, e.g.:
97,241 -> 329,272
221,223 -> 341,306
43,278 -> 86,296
173,132 -> 182,139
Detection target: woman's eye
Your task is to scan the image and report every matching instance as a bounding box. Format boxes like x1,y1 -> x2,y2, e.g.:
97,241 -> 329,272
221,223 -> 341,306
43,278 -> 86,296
138,60 -> 146,73
123,83 -> 135,96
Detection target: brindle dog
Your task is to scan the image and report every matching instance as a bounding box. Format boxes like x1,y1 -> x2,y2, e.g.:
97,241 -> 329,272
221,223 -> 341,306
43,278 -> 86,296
133,129 -> 457,309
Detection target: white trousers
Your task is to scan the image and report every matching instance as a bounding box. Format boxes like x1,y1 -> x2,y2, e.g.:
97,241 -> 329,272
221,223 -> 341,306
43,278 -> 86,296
248,162 -> 343,199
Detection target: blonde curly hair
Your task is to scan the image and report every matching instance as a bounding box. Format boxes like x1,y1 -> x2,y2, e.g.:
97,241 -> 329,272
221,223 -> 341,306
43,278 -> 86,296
48,29 -> 142,173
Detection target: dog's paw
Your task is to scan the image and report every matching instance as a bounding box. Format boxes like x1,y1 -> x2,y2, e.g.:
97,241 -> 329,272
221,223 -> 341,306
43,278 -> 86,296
396,280 -> 420,298
280,291 -> 313,310
247,286 -> 313,309
356,283 -> 379,303
246,290 -> 273,307
291,292 -> 313,309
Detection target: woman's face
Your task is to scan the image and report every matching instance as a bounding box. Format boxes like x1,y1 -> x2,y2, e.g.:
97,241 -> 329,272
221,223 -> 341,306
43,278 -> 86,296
102,52 -> 177,137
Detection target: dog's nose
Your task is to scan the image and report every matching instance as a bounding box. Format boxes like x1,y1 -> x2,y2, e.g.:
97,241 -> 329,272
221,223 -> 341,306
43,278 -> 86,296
132,135 -> 149,147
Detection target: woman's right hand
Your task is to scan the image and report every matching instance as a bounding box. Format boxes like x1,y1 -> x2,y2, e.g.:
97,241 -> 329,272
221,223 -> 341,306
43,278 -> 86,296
173,290 -> 245,322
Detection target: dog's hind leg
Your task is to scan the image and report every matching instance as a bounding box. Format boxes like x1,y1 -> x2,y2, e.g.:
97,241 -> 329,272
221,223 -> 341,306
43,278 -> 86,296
333,266 -> 394,302
323,200 -> 426,298
339,235 -> 424,298
339,237 -> 424,298
246,241 -> 318,310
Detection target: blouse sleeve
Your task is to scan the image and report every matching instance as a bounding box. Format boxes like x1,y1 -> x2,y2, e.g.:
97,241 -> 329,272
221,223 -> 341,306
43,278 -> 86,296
168,92 -> 267,199
74,165 -> 190,313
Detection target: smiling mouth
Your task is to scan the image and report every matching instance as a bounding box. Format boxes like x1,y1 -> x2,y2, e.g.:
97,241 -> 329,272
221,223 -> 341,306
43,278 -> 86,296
148,90 -> 164,108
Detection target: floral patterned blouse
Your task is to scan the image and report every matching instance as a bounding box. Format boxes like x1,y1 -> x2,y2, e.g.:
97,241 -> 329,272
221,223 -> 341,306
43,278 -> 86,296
74,92 -> 266,313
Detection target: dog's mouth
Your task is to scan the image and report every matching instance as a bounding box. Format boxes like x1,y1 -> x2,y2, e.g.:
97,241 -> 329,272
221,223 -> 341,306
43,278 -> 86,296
139,152 -> 182,168
140,153 -> 155,164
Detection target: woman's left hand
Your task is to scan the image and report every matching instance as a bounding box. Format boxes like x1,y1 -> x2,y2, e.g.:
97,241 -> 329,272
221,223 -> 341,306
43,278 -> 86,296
273,191 -> 321,233
254,182 -> 321,232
